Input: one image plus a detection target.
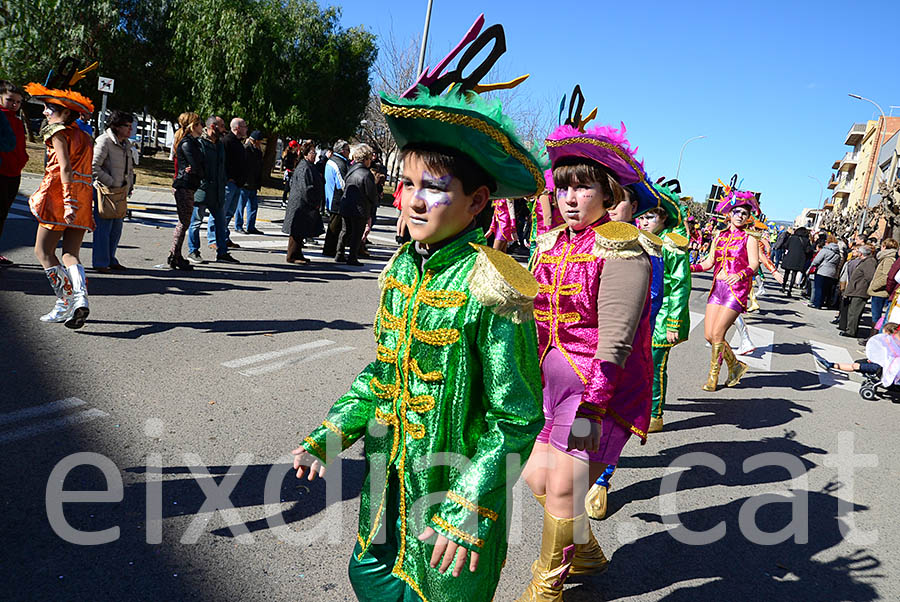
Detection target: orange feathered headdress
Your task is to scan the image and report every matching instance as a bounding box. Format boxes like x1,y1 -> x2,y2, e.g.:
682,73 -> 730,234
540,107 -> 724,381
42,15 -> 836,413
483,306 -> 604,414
24,83 -> 94,114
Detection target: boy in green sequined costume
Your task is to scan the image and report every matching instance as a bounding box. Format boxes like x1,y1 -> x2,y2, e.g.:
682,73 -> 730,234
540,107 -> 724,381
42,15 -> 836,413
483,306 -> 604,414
290,15 -> 547,602
636,181 -> 692,432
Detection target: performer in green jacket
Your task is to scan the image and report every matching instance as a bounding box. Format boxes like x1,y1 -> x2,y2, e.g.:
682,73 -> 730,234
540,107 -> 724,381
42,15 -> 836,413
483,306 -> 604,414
291,14 -> 547,602
637,180 -> 692,432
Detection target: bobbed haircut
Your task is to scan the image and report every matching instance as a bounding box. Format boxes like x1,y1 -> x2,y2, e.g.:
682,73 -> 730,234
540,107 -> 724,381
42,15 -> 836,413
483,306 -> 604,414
552,158 -> 624,209
400,143 -> 496,196
106,110 -> 134,130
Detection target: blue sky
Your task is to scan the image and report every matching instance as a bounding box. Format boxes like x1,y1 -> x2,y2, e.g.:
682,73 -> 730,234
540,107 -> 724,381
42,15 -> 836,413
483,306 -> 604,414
338,0 -> 900,221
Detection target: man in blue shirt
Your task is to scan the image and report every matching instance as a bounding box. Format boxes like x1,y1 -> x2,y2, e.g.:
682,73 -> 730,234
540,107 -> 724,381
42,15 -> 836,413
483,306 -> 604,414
322,139 -> 349,257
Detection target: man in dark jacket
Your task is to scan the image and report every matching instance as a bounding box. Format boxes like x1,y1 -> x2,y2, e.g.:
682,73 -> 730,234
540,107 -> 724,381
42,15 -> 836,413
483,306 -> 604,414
322,141 -> 350,257
188,116 -> 239,264
842,246 -> 877,338
781,227 -> 812,297
772,227 -> 790,269
236,130 -> 264,234
208,116 -> 247,250
335,143 -> 376,266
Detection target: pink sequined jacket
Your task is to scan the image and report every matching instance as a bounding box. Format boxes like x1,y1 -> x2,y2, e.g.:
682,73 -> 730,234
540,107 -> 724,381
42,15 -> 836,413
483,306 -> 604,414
709,228 -> 754,310
532,216 -> 657,442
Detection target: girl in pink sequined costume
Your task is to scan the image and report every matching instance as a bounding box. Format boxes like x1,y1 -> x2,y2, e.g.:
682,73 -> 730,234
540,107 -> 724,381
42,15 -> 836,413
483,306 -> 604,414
690,188 -> 761,391
487,198 -> 516,252
517,106 -> 655,602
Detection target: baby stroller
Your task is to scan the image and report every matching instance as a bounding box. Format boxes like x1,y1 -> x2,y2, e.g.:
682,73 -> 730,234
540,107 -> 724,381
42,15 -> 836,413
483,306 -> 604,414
859,370 -> 900,403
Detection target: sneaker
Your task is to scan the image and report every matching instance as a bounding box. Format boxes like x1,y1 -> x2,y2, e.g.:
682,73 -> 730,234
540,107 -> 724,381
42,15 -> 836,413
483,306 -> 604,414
246,228 -> 264,235
0,255 -> 13,266
227,240 -> 241,249
235,227 -> 246,234
217,253 -> 240,264
737,340 -> 756,356
187,251 -> 204,264
815,357 -> 833,371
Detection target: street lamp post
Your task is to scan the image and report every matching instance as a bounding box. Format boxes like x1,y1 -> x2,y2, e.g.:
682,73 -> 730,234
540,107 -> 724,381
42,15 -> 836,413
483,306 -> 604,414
675,135 -> 706,180
848,93 -> 887,234
416,0 -> 435,77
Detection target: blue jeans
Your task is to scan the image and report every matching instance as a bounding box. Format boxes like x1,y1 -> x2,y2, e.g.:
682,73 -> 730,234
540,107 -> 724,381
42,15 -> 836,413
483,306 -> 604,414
871,296 -> 888,328
773,248 -> 784,269
91,202 -> 124,268
235,188 -> 258,231
189,203 -> 227,256
208,181 -> 240,243
811,274 -> 836,309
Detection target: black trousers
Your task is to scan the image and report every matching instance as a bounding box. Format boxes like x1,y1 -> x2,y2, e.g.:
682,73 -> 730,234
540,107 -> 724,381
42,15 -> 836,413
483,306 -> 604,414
782,269 -> 802,296
336,215 -> 366,261
0,174 -> 21,240
322,211 -> 342,257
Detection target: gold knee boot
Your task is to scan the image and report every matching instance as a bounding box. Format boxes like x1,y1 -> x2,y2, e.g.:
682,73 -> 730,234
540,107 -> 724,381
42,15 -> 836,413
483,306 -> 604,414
722,342 -> 749,387
702,342 -> 724,391
534,494 -> 608,577
517,507 -> 583,601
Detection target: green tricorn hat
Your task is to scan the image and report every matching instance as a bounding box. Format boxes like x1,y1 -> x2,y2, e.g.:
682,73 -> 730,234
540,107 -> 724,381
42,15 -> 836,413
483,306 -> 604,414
380,14 -> 546,199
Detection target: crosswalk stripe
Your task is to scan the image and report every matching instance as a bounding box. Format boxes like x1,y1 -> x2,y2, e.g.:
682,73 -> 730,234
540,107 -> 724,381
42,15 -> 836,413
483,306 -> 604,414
730,325 -> 775,371
0,408 -> 108,445
239,345 -> 355,376
0,397 -> 87,427
809,339 -> 860,393
222,339 -> 334,369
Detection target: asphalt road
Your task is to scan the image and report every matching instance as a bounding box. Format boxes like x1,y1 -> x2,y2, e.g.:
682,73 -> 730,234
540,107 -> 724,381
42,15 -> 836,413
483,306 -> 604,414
1,175 -> 896,601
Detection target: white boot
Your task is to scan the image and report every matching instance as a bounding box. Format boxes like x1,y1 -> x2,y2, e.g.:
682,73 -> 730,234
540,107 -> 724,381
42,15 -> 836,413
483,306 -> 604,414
64,263 -> 90,329
756,277 -> 766,297
735,316 -> 755,355
40,265 -> 74,323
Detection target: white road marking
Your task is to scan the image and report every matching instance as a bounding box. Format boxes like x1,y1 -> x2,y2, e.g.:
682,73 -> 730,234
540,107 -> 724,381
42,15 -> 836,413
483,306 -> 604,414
0,397 -> 87,427
689,311 -> 705,334
0,408 -> 108,445
239,346 -> 355,376
809,339 -> 860,393
222,339 -> 334,369
368,234 -> 399,245
730,325 -> 775,371
225,240 -> 289,249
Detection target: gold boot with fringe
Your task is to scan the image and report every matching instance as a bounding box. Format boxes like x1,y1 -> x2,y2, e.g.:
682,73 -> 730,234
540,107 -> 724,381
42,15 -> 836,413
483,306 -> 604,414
722,342 -> 749,387
702,342 -> 724,391
517,507 -> 581,601
534,494 -> 608,577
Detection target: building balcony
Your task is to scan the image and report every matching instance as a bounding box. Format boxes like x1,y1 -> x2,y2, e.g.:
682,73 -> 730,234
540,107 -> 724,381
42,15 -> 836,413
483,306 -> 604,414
832,159 -> 841,170
833,182 -> 852,197
839,151 -> 859,171
827,176 -> 837,189
845,123 -> 867,146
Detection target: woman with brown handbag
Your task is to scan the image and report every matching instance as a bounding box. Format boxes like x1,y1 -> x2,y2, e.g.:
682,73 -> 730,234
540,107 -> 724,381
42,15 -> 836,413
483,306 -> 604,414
91,110 -> 135,272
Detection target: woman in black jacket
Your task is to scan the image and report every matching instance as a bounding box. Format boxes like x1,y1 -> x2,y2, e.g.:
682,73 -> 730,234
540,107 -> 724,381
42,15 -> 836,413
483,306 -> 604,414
282,140 -> 325,264
780,227 -> 812,297
169,112 -> 204,270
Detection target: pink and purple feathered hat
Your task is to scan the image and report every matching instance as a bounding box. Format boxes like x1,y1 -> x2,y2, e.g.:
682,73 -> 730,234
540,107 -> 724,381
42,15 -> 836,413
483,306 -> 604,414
714,175 -> 761,215
545,85 -> 644,186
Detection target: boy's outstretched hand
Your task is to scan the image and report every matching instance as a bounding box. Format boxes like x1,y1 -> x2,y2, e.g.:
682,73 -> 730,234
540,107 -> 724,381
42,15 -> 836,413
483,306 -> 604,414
291,445 -> 326,480
417,527 -> 479,577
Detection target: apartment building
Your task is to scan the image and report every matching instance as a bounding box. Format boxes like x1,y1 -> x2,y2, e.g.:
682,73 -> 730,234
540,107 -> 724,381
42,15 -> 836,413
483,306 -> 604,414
828,118 -> 900,215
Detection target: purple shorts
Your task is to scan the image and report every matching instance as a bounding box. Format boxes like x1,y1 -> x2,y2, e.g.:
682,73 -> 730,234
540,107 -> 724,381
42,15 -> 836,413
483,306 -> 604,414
536,348 -> 632,465
708,278 -> 746,313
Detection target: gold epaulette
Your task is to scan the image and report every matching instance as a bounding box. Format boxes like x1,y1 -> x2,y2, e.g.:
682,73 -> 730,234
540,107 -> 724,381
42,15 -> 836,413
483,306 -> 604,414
663,232 -> 689,253
466,243 -> 538,324
638,230 -> 662,257
378,242 -> 410,290
591,221 -> 653,259
534,224 -> 566,257
41,123 -> 67,143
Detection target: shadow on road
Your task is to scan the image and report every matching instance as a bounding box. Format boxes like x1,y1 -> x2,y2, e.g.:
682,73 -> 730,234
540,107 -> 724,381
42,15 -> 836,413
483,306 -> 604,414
662,397 -> 811,432
77,317 -> 369,339
566,491 -> 880,601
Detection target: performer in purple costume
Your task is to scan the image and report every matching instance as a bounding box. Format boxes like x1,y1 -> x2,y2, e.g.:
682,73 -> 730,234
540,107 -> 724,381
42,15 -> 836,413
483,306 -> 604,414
690,182 -> 761,391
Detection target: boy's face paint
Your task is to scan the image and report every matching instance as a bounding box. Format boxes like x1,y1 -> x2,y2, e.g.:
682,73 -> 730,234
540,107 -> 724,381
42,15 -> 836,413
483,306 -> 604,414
638,212 -> 665,234
416,171 -> 453,212
401,155 -> 488,245
556,180 -> 609,230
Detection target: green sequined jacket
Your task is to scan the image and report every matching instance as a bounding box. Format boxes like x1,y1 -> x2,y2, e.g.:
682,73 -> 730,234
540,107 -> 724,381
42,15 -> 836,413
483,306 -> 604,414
302,227 -> 543,600
653,230 -> 692,347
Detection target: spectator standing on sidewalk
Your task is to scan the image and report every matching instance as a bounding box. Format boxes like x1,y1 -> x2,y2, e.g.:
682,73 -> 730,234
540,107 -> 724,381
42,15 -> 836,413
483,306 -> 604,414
867,238 -> 898,328
91,110 -> 135,273
841,245 -> 877,340
168,111 -> 204,270
235,130 -> 264,234
0,80 -> 28,266
335,143 -> 375,266
322,140 -> 350,257
283,140 -> 324,265
187,116 -> 238,264
807,236 -> 842,309
781,226 -> 811,298
771,226 -> 789,269
208,117 -> 247,250
281,140 -> 299,208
